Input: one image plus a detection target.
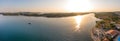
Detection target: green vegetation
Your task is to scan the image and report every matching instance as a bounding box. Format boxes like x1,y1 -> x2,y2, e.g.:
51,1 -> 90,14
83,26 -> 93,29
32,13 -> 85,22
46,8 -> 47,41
0,12 -> 89,18
95,12 -> 120,29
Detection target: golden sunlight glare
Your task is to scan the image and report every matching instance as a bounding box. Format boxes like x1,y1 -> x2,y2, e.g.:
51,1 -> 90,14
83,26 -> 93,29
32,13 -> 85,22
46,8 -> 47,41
65,0 -> 93,12
74,16 -> 83,31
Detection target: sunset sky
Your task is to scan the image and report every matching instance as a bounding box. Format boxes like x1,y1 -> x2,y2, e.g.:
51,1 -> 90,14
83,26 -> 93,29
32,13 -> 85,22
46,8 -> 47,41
0,0 -> 120,12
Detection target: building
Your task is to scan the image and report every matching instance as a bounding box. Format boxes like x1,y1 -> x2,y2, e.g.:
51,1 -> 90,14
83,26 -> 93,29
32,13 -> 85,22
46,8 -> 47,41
105,30 -> 120,41
115,24 -> 120,30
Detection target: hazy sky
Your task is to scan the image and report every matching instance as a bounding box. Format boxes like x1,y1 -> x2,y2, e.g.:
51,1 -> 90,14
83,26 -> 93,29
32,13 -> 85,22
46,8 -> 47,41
0,0 -> 120,12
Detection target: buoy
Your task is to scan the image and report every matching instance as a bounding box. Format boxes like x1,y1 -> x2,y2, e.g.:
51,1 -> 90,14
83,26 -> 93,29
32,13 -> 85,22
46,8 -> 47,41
28,23 -> 31,24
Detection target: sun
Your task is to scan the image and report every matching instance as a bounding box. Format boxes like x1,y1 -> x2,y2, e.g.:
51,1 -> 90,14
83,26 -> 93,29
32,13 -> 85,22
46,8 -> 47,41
65,0 -> 93,12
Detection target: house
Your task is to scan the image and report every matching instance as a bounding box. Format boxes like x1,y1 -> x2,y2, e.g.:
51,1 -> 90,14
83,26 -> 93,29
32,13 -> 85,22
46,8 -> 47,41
105,30 -> 120,41
115,24 -> 120,30
106,30 -> 119,38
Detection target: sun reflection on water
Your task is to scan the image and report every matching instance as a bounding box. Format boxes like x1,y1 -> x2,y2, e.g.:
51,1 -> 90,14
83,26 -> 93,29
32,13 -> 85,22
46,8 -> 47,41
74,15 -> 83,31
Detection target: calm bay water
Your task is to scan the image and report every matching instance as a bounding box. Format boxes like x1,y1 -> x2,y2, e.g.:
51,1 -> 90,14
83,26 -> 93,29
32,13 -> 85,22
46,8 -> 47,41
0,13 -> 100,41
